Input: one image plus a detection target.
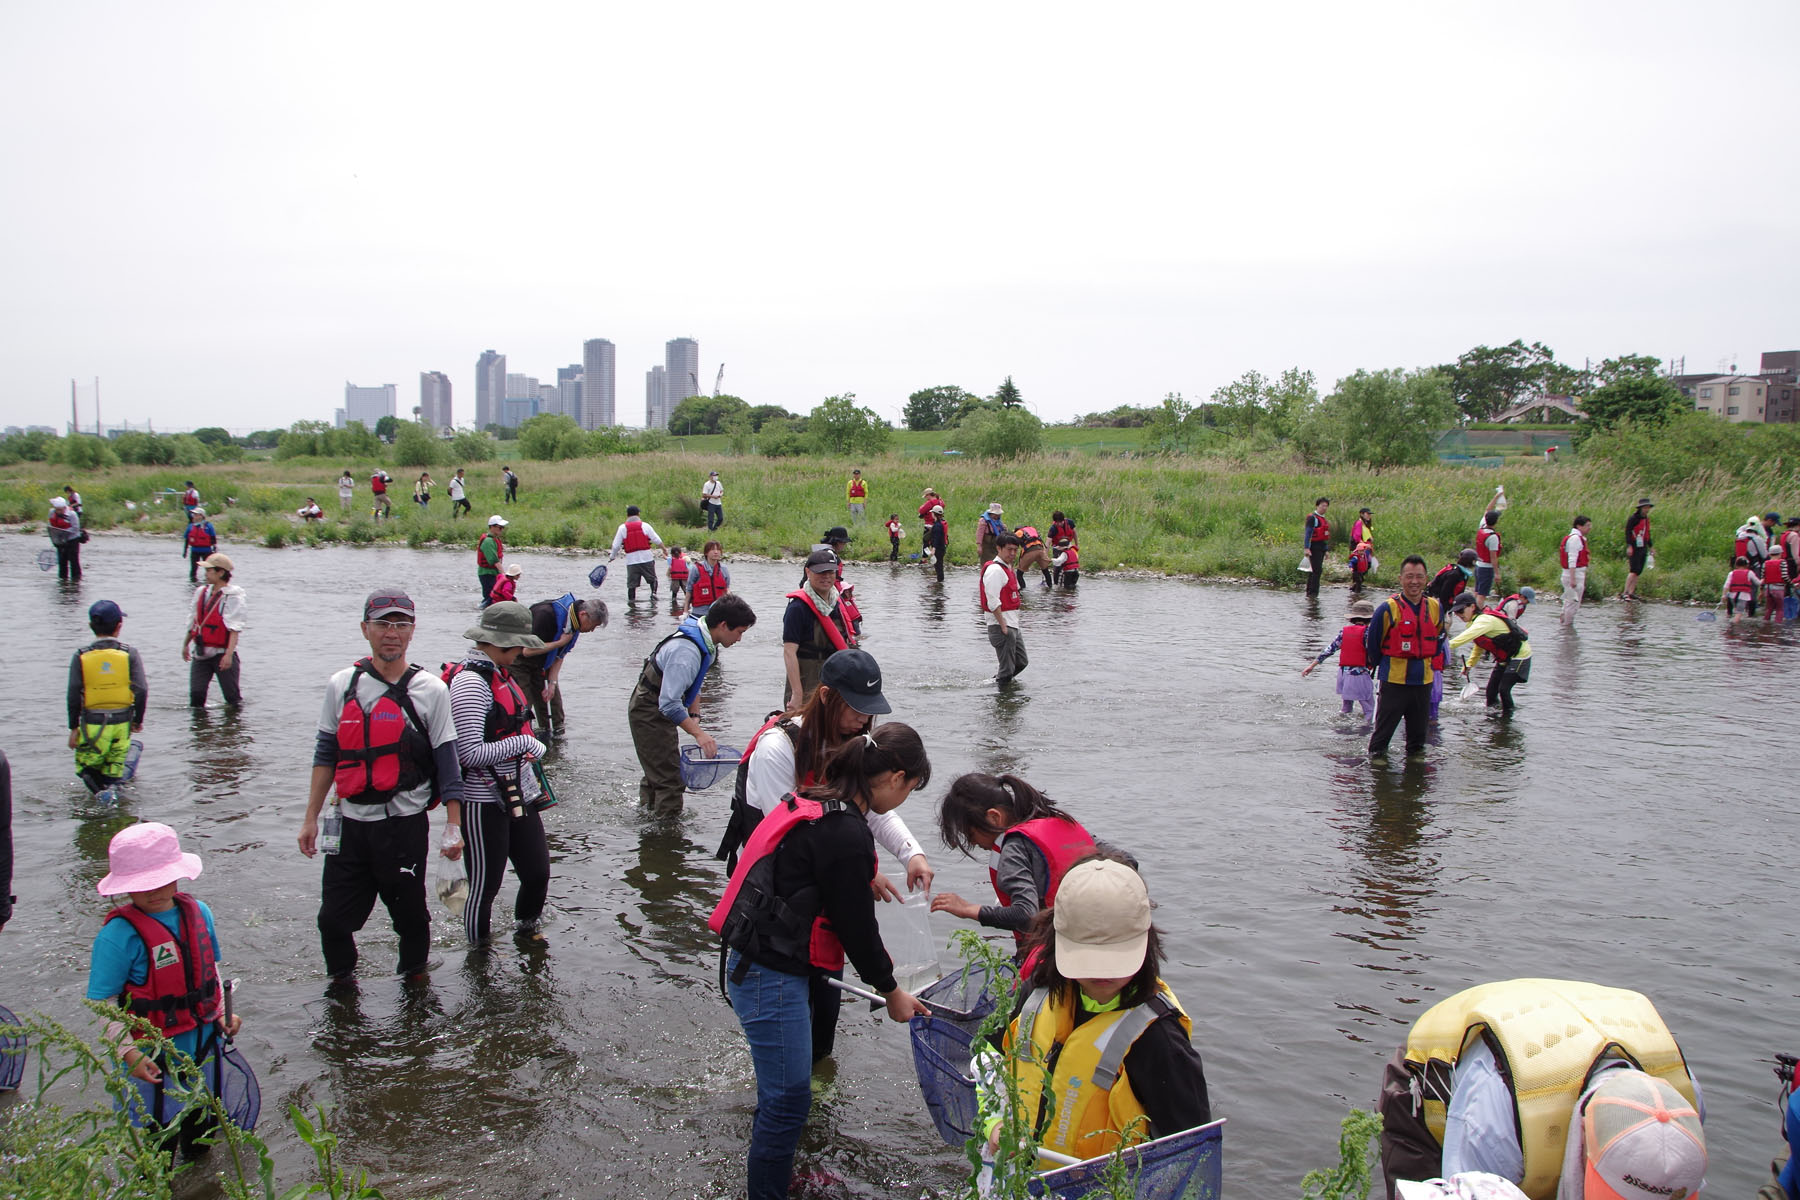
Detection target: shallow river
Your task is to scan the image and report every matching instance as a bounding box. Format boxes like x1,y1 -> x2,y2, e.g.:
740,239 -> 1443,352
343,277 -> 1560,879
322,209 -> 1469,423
3,532 -> 1796,1199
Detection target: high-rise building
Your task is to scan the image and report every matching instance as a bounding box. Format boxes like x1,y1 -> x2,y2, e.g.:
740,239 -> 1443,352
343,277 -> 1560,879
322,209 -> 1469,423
665,337 -> 700,426
538,383 -> 561,415
340,382 -> 396,430
646,366 -> 667,428
476,350 -> 506,429
419,371 -> 452,430
581,339 -> 616,429
556,364 -> 583,424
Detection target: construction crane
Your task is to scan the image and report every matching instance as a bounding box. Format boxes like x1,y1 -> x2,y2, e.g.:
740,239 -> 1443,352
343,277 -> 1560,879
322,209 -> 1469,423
714,364 -> 725,397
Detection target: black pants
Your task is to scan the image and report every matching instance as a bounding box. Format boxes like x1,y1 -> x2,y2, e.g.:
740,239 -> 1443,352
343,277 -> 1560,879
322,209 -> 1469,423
462,799 -> 550,943
1486,657 -> 1530,714
704,500 -> 723,530
479,573 -> 497,606
627,561 -> 657,601
56,541 -> 82,581
808,971 -> 843,1063
1368,681 -> 1431,757
505,483 -> 517,502
317,810 -> 431,977
188,548 -> 211,583
452,498 -> 471,516
1306,542 -> 1328,596
889,536 -> 900,561
189,653 -> 242,707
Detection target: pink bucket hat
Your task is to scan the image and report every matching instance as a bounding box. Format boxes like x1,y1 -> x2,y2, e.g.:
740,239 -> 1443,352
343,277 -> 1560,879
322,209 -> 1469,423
97,823 -> 204,894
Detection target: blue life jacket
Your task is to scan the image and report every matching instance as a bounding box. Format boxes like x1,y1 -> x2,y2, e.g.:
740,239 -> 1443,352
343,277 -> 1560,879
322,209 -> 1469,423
544,592 -> 579,669
981,513 -> 1007,539
647,617 -> 716,708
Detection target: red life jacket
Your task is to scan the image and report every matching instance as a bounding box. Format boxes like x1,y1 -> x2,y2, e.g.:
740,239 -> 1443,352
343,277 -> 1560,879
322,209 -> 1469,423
919,499 -> 939,520
980,562 -> 1022,613
989,817 -> 1096,947
668,553 -> 689,580
1735,535 -> 1751,562
489,575 -> 516,603
1727,567 -> 1758,597
1380,596 -> 1440,660
334,659 -> 436,807
441,659 -> 533,742
185,523 -> 215,550
476,532 -> 503,568
1348,543 -> 1372,571
1060,544 -> 1079,570
1050,519 -> 1077,546
1338,624 -> 1370,669
1560,531 -> 1590,568
622,518 -> 652,553
1476,528 -> 1501,564
1473,609 -> 1527,662
191,586 -> 232,648
785,588 -> 853,652
885,520 -> 902,538
710,792 -> 865,972
106,892 -> 222,1038
1763,558 -> 1784,586
50,510 -> 73,532
182,488 -> 199,507
690,560 -> 727,606
1309,514 -> 1331,544
370,473 -> 387,494
835,580 -> 863,630
1016,525 -> 1042,546
848,478 -> 866,498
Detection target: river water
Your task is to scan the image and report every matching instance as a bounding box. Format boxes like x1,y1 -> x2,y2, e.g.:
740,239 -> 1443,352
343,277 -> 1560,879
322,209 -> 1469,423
2,532 -> 1795,1200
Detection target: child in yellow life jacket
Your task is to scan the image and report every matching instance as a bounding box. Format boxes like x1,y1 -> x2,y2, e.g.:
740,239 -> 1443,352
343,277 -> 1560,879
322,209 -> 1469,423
979,855 -> 1210,1171
68,600 -> 148,799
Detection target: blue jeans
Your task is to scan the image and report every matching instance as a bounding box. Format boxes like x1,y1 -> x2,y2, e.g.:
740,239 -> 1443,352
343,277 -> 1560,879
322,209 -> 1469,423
726,953 -> 813,1200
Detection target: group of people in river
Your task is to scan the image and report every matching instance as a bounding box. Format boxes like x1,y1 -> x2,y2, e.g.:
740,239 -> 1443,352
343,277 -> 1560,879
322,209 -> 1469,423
1725,509 -> 1800,622
29,474 -> 1800,1199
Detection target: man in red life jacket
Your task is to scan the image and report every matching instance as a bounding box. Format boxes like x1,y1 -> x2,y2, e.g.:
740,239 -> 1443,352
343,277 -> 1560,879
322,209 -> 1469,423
982,534 -> 1028,685
846,468 -> 868,522
1303,497 -> 1331,598
476,516 -> 506,606
298,589 -> 465,984
183,553 -> 246,708
1364,555 -> 1443,763
184,507 -> 218,583
782,548 -> 855,706
609,504 -> 666,605
1560,516 -> 1592,629
181,482 -> 200,520
369,470 -> 392,519
1724,557 -> 1759,622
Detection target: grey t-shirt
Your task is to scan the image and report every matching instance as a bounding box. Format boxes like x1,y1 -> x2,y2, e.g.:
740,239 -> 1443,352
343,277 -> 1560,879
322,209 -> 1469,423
316,663 -> 459,821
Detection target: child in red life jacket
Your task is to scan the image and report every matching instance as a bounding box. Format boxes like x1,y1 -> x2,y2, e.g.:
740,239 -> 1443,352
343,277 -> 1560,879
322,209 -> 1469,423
490,562 -> 520,604
885,514 -> 903,562
929,773 -> 1103,958
1347,541 -> 1374,593
85,822 -> 243,1152
1761,554 -> 1787,622
1053,540 -> 1079,588
1300,598 -> 1376,719
1724,556 -> 1759,622
668,546 -> 690,606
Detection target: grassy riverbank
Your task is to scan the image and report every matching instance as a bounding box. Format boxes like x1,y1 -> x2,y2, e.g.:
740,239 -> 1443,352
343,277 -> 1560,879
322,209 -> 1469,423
3,453 -> 1792,602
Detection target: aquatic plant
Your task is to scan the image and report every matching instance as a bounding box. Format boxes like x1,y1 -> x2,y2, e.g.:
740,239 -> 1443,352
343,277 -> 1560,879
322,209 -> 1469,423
1298,1108 -> 1383,1200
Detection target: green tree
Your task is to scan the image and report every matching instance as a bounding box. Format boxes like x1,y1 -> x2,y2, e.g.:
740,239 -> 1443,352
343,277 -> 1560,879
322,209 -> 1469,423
1579,374 -> 1686,434
949,407 -> 1044,459
1439,340 -> 1558,420
451,430 -> 495,463
374,415 -> 400,441
332,421 -> 381,459
113,432 -> 175,465
808,392 -> 893,455
393,420 -> 443,467
191,426 -> 232,446
244,429 -> 283,449
168,435 -> 209,467
904,385 -> 976,431
993,376 -> 1023,409
1593,354 -> 1665,387
517,413 -> 582,460
746,404 -> 797,432
725,413 -> 754,456
1073,404 -> 1158,428
1300,368 -> 1456,468
0,430 -> 57,463
668,393 -> 751,435
50,435 -> 119,470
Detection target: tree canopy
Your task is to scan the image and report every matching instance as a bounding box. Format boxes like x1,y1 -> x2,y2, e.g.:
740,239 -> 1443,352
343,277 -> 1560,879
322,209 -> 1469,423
669,393 -> 751,435
1579,374 -> 1687,434
808,393 -> 893,455
904,385 -> 976,431
1300,369 -> 1456,468
950,407 -> 1044,459
993,376 -> 1023,409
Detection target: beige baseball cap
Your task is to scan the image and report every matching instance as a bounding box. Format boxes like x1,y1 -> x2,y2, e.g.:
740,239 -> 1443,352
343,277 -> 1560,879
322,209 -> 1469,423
1053,859 -> 1151,978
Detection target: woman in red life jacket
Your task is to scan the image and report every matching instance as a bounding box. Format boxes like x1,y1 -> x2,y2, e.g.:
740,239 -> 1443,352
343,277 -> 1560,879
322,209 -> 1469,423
929,773 -> 1100,957
85,822 -> 243,1154
1724,556 -> 1760,622
688,541 -> 731,617
712,724 -> 932,1200
667,545 -> 690,607
1301,598 -> 1376,719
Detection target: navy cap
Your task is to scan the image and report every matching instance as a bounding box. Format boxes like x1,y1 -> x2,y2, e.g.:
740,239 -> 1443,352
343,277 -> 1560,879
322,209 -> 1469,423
88,599 -> 126,625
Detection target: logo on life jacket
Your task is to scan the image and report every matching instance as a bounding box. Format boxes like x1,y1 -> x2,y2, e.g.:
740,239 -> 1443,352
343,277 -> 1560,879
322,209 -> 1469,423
152,943 -> 180,970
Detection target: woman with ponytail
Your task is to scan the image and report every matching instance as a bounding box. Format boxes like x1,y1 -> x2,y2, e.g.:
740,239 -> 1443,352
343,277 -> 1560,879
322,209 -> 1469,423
709,722 -> 933,1200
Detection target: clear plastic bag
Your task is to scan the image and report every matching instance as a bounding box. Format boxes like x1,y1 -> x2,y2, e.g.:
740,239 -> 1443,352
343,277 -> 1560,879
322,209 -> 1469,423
876,890 -> 939,989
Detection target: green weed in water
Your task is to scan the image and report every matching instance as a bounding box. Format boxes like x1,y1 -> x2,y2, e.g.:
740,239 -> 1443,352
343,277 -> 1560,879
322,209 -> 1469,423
1299,1108 -> 1384,1200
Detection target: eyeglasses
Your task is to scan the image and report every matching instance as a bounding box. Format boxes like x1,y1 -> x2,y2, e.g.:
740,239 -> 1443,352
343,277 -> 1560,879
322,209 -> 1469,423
204,565 -> 226,573
367,618 -> 415,631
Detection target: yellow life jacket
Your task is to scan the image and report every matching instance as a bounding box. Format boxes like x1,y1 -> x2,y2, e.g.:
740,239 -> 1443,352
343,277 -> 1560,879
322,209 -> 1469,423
1006,981 -> 1192,1165
1403,978 -> 1694,1200
80,645 -> 134,714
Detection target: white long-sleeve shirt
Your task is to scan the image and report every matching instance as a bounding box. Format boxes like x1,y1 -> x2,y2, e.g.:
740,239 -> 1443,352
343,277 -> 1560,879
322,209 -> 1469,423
743,719 -> 924,865
609,521 -> 664,566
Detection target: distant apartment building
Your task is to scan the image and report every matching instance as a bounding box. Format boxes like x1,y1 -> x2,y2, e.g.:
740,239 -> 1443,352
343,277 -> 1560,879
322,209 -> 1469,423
646,365 -> 667,428
476,350 -> 506,429
338,382 -> 396,430
556,364 -> 583,424
419,371 -> 452,430
1692,375 -> 1770,422
582,338 -> 616,429
1675,350 -> 1799,423
665,337 -> 700,426
1759,350 -> 1799,423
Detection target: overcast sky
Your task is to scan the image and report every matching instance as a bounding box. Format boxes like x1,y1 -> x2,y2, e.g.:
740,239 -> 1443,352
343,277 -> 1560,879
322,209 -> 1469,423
3,1 -> 1794,433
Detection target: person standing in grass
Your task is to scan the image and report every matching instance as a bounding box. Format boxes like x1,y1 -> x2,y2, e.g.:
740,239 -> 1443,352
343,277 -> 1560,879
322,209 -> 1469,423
337,468 -> 355,513
701,470 -> 725,530
448,468 -> 471,518
1622,498 -> 1653,600
476,516 -> 507,607
501,465 -> 519,503
1302,497 -> 1331,597
846,469 -> 868,523
413,472 -> 433,508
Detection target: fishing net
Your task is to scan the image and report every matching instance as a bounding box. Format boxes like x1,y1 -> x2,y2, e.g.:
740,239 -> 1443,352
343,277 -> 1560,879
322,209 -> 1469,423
910,1015 -> 981,1146
1029,1119 -> 1225,1200
0,1004 -> 25,1091
679,745 -> 741,791
587,563 -> 608,588
128,1041 -> 261,1132
919,959 -> 1007,1029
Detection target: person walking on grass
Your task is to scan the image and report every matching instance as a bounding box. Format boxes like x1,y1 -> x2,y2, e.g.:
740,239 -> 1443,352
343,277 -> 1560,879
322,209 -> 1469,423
476,516 -> 507,607
413,472 -> 433,508
1303,497 -> 1331,597
501,465 -> 519,503
337,469 -> 354,513
448,468 -> 471,517
369,469 -> 392,520
1622,498 -> 1653,600
701,470 -> 725,530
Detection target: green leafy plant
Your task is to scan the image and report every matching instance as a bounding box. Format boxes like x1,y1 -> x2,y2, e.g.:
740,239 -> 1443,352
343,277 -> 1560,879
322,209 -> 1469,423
1300,1108 -> 1384,1200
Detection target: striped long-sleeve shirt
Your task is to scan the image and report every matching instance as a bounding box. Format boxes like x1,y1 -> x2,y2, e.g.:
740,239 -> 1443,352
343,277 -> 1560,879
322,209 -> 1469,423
448,653 -> 545,806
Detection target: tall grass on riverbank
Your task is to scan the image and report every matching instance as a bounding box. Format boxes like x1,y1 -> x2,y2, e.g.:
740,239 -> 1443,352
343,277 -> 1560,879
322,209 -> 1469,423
3,452 -> 1793,602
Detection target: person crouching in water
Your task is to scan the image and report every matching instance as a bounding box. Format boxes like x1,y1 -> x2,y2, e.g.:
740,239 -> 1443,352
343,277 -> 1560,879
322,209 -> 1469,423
1301,599 -> 1375,720
930,773 -> 1099,960
489,561 -> 521,605
1446,592 -> 1532,715
1052,539 -> 1079,589
981,854 -> 1211,1172
87,822 -> 245,1158
1347,540 -> 1374,594
1724,556 -> 1759,622
710,723 -> 932,1200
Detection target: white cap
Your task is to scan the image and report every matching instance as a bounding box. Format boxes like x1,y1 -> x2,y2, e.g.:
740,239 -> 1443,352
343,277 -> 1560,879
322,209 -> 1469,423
50,496 -> 67,508
488,514 -> 509,527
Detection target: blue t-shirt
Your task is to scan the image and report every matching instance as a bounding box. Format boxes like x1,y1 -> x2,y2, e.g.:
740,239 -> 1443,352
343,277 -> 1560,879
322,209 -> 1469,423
86,897 -> 221,1062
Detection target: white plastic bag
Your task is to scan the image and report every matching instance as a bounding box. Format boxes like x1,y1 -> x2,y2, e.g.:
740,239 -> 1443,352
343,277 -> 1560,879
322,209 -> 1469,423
1492,484 -> 1509,513
1298,555 -> 1313,573
434,857 -> 469,920
875,890 -> 939,988
1646,551 -> 1656,570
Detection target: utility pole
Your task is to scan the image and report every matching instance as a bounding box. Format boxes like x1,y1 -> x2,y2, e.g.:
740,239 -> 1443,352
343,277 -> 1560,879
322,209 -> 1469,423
70,379 -> 78,435
95,378 -> 102,438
